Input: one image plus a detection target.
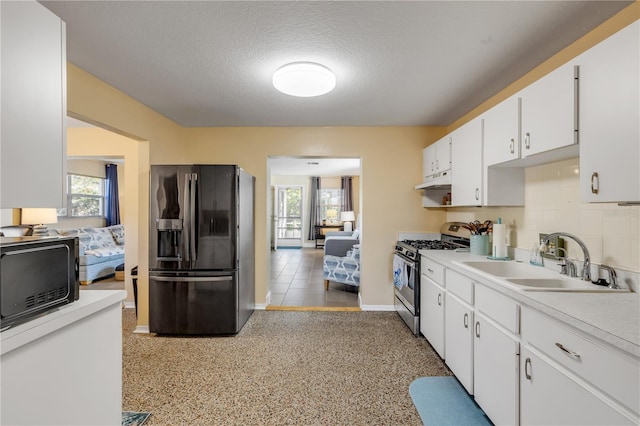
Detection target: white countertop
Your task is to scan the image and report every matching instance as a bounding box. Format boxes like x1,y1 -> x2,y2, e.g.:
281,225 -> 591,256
419,250 -> 640,358
1,290 -> 126,356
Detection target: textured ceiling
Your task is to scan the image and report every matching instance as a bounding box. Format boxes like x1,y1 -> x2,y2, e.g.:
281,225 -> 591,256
42,1 -> 631,127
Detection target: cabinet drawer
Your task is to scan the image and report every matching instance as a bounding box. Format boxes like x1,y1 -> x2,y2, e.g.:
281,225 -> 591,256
475,284 -> 519,334
522,308 -> 639,415
446,269 -> 474,305
421,257 -> 445,286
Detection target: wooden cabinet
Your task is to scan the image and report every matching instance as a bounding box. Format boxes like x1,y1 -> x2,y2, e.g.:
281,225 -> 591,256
420,259 -> 446,358
445,270 -> 474,393
0,1 -> 66,208
422,136 -> 451,181
473,284 -> 519,425
578,21 -> 640,203
451,117 -> 483,206
520,62 -> 578,159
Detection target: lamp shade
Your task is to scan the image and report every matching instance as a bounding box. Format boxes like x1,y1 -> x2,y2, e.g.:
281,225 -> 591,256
340,211 -> 355,222
21,208 -> 58,225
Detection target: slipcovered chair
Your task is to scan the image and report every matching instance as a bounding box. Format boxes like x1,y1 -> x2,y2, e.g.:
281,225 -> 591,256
323,231 -> 360,290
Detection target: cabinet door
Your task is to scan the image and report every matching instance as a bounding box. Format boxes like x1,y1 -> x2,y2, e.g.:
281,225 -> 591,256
483,95 -> 520,165
435,136 -> 451,172
422,146 -> 434,181
420,277 -> 445,358
1,1 -> 66,208
473,314 -> 519,425
451,117 -> 483,206
579,21 -> 639,203
445,294 -> 473,394
520,62 -> 577,158
521,348 -> 634,425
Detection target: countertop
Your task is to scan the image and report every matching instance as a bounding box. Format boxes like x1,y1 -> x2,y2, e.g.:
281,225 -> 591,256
419,250 -> 640,358
1,290 -> 127,356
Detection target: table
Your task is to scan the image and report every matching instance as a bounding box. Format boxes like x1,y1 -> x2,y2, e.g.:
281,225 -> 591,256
314,224 -> 344,249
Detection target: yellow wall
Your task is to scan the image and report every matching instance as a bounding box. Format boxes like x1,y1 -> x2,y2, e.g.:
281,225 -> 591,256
65,2 -> 639,324
67,127 -> 148,309
183,127 -> 446,306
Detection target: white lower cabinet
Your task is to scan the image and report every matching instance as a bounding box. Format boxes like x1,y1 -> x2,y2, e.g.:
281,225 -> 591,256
444,293 -> 473,393
520,347 -> 634,425
473,313 -> 519,425
420,276 -> 445,358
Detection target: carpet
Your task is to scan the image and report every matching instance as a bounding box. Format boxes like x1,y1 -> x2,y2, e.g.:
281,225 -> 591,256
409,376 -> 491,425
122,411 -> 151,426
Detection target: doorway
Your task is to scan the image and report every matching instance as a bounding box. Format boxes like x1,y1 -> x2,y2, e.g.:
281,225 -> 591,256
274,185 -> 303,249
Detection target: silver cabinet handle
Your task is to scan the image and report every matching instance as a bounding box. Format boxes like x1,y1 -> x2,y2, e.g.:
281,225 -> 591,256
591,172 -> 599,194
427,268 -> 434,274
475,188 -> 479,201
463,313 -> 469,329
524,132 -> 531,149
431,161 -> 435,172
437,293 -> 442,306
525,357 -> 532,380
555,342 -> 581,360
435,159 -> 439,170
475,321 -> 480,338
509,138 -> 515,154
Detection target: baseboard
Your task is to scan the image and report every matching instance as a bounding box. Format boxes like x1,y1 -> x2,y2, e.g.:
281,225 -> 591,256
133,325 -> 150,334
359,304 -> 395,311
124,301 -> 136,309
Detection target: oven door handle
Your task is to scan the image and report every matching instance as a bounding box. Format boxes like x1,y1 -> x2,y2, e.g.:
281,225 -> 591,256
394,251 -> 415,265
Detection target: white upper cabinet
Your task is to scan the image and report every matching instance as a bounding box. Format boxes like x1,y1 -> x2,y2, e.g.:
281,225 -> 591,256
451,117 -> 483,206
520,62 -> 578,159
422,136 -> 451,181
483,95 -> 521,166
578,21 -> 640,204
1,1 -> 67,208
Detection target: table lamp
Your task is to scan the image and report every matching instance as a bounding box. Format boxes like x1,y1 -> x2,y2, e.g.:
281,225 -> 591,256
340,211 -> 355,232
21,208 -> 58,237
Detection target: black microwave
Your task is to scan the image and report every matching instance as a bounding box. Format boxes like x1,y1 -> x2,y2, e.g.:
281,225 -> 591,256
0,236 -> 79,331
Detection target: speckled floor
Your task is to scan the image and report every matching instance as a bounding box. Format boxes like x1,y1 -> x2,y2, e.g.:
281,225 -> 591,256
122,308 -> 451,425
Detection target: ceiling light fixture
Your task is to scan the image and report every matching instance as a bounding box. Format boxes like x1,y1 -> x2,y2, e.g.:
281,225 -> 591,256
273,62 -> 336,97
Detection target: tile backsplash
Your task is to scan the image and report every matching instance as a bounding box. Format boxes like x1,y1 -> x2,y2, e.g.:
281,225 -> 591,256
447,158 -> 640,273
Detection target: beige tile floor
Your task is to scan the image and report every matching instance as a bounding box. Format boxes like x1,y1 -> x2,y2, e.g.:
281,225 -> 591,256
269,248 -> 359,308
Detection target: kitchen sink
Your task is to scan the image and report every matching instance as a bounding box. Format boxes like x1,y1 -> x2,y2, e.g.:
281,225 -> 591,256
455,260 -> 628,293
503,278 -> 625,292
458,260 -> 557,278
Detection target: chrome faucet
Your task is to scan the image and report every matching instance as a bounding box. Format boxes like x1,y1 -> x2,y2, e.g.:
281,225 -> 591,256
542,233 -> 591,282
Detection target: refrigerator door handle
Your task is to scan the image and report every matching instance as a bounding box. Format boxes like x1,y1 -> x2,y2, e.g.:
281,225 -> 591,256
151,276 -> 233,283
183,173 -> 191,262
190,172 -> 198,265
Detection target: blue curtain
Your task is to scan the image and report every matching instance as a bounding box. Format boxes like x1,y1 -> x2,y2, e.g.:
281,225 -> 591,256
105,164 -> 121,226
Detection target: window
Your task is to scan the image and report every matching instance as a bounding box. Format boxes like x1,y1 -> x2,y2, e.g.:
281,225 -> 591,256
58,174 -> 105,217
319,189 -> 342,222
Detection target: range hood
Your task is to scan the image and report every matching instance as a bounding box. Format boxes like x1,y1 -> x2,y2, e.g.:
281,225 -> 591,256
415,170 -> 452,190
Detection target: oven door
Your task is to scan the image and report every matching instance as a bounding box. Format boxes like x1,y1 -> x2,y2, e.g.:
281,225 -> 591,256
393,252 -> 417,308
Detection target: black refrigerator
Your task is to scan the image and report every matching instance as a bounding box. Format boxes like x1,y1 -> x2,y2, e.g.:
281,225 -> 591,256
148,164 -> 255,335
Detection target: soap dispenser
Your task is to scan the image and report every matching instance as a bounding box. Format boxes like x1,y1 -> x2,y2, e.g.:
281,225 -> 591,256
530,242 -> 543,266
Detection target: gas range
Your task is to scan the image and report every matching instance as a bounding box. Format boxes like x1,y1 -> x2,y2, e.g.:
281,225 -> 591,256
393,222 -> 471,336
395,222 -> 471,260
